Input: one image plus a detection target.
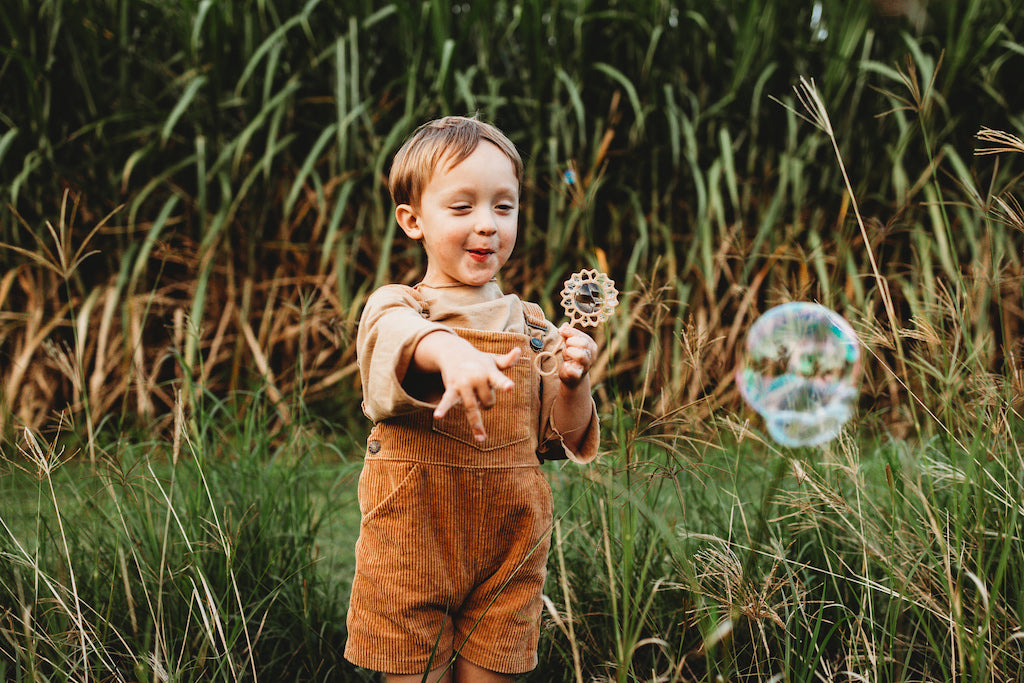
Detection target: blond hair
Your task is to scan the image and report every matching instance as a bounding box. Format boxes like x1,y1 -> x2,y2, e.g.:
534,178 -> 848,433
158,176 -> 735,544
388,116 -> 523,208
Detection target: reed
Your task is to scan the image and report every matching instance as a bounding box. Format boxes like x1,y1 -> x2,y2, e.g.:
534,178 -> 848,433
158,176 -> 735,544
1,0 -> 1024,680
2,0 -> 1022,439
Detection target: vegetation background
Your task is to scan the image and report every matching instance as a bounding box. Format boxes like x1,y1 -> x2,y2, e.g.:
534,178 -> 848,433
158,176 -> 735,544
1,0 -> 1023,680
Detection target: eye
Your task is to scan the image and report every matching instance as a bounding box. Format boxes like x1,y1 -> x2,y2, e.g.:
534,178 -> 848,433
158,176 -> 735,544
496,202 -> 517,213
450,203 -> 472,212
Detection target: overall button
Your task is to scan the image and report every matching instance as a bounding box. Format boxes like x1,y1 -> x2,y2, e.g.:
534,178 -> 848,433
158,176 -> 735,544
367,440 -> 381,454
529,338 -> 544,352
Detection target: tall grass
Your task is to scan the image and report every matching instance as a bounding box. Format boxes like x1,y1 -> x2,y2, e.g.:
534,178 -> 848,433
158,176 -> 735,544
2,0 -> 1024,680
1,394 -> 362,681
2,0 -> 1022,438
533,418 -> 1024,681
7,394 -> 1020,680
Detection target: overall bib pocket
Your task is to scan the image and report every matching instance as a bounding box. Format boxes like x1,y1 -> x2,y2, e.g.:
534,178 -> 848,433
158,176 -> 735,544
431,355 -> 533,451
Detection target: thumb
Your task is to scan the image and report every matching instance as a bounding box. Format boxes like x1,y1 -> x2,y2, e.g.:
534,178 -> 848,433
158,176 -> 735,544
494,346 -> 522,370
490,347 -> 520,391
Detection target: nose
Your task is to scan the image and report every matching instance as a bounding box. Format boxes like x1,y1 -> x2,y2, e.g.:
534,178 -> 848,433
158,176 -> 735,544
474,210 -> 498,235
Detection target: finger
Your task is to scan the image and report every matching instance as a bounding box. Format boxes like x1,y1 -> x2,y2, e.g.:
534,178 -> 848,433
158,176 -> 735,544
563,328 -> 595,349
436,387 -> 488,440
447,382 -> 488,438
565,332 -> 594,348
564,344 -> 592,366
494,346 -> 521,371
488,349 -> 519,392
463,398 -> 487,441
434,389 -> 461,419
477,383 -> 497,410
561,326 -> 597,355
559,359 -> 585,382
490,373 -> 514,394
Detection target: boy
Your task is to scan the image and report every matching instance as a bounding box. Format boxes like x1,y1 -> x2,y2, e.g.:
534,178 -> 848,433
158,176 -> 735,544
345,116 -> 600,682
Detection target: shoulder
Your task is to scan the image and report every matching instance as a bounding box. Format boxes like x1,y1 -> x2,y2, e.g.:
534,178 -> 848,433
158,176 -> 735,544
512,295 -> 562,348
516,296 -> 545,321
366,283 -> 422,306
514,295 -> 554,328
362,284 -> 427,318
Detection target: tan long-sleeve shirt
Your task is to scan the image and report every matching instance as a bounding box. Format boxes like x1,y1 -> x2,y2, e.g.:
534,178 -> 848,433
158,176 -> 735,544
356,281 -> 599,463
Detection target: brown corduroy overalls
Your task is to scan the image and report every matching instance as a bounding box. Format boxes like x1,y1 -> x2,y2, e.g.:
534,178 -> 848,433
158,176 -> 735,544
345,302 -> 553,675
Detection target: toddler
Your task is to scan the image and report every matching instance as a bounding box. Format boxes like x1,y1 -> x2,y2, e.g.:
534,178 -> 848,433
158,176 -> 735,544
345,116 -> 600,682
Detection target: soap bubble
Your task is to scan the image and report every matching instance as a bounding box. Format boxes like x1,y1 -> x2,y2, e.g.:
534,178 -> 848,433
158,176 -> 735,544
572,281 -> 603,314
737,302 -> 861,447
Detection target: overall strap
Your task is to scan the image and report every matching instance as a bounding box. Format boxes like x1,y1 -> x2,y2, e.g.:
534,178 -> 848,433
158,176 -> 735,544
520,301 -> 549,353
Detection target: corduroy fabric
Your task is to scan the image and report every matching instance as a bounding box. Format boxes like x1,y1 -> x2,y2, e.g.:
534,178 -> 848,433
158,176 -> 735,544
357,283 -> 601,464
345,323 -> 553,675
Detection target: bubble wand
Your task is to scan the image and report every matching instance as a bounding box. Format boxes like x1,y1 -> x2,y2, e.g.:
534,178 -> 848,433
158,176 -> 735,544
536,268 -> 619,376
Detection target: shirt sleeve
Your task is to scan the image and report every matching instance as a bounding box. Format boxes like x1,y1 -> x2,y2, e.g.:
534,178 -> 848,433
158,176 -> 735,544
535,319 -> 601,465
356,285 -> 457,422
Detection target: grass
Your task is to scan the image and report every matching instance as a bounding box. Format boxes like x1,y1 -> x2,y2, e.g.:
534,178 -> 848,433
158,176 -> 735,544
2,0 -> 1023,437
2,0 -> 1024,679
530,415 -> 1024,681
2,401 -> 365,681
5,391 -> 1021,680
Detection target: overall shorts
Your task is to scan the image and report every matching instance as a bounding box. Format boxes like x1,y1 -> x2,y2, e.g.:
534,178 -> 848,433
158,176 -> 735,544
345,304 -> 554,675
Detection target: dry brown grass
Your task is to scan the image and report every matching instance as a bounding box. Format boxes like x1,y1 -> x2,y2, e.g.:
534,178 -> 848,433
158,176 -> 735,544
0,193 -> 359,444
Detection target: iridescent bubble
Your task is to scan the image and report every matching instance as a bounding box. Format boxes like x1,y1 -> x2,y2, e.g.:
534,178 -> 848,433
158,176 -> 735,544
737,302 -> 861,447
572,281 -> 602,314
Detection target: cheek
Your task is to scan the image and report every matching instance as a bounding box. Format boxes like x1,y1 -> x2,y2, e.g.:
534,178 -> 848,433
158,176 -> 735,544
500,218 -> 519,246
501,233 -> 518,258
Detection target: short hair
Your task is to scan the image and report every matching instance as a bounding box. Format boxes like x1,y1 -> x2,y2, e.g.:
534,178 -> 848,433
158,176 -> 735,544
388,116 -> 523,208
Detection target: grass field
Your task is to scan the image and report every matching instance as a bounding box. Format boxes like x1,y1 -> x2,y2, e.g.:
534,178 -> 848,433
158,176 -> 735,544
2,0 -> 1024,680
3,391 -> 1023,680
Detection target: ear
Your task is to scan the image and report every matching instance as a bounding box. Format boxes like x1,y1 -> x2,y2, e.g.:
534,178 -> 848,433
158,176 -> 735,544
396,204 -> 423,240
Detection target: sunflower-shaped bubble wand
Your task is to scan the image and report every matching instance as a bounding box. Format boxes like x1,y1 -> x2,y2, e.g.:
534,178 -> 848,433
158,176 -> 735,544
535,269 -> 619,376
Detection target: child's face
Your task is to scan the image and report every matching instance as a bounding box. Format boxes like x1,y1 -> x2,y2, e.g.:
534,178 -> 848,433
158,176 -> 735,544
396,141 -> 519,288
